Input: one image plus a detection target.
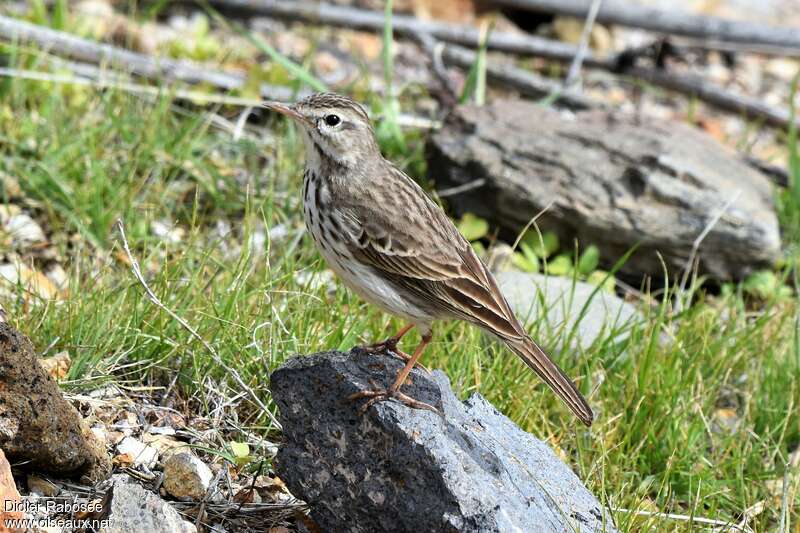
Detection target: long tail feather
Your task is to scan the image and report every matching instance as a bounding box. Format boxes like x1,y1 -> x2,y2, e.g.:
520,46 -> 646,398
504,336 -> 594,426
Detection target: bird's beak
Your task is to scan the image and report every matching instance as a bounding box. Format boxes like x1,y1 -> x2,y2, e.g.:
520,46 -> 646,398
263,101 -> 310,126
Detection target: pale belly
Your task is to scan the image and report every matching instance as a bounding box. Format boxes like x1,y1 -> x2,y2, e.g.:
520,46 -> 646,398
302,173 -> 434,330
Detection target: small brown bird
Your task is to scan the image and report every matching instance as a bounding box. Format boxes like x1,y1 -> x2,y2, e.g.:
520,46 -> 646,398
265,93 -> 593,426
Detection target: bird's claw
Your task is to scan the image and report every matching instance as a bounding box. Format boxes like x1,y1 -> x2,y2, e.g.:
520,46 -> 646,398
358,339 -> 430,373
361,337 -> 398,355
348,387 -> 439,415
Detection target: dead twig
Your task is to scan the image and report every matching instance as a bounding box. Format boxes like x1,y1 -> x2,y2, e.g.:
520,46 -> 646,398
564,0 -> 603,89
407,31 -> 458,107
3,10 -> 794,130
116,219 -> 282,430
612,507 -> 753,532
619,65 -> 799,131
440,44 -> 599,110
676,190 -> 743,311
0,14 -> 298,100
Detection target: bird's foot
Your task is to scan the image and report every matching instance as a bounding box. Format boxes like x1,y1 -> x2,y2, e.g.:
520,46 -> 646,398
360,337 -> 398,355
348,387 -> 439,415
358,339 -> 430,372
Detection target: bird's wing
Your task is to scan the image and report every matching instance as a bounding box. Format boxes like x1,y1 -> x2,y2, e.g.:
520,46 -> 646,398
336,164 -> 594,426
337,165 -> 522,338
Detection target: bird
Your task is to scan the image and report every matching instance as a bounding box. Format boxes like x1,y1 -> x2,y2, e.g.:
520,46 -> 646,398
264,93 -> 593,426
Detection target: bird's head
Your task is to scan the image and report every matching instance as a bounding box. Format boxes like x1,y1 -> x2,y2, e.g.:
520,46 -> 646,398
264,93 -> 380,169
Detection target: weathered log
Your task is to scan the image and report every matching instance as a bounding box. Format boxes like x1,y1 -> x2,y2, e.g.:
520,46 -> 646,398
213,0 -> 598,65
440,44 -> 600,110
234,0 -> 798,129
493,0 -> 800,50
0,14 -> 295,101
426,100 -> 781,281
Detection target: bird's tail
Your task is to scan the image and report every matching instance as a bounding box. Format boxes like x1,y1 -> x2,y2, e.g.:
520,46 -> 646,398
503,335 -> 594,426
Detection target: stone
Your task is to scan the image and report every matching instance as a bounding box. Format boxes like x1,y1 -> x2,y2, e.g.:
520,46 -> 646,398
162,452 -> 213,501
426,100 -> 781,281
0,449 -> 23,533
3,213 -> 45,249
100,475 -> 196,533
37,351 -> 71,381
26,475 -> 59,497
497,271 -> 642,350
115,437 -> 158,469
271,351 -> 616,533
0,323 -> 111,482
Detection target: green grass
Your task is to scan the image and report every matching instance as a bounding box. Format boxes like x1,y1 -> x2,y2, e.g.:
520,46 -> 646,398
1,38 -> 799,533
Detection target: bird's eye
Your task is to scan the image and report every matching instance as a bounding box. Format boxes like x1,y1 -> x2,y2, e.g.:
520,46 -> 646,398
324,114 -> 341,127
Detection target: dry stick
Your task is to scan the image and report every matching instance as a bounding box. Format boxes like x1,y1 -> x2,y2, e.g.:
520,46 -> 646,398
492,0 -> 800,50
779,462 -> 790,533
440,44 -> 599,110
612,508 -> 751,532
228,0 -> 596,65
116,220 -> 282,430
238,0 -> 797,130
406,30 -> 459,105
675,190 -> 743,312
0,14 -> 299,101
0,66 -> 441,130
623,66 -> 798,130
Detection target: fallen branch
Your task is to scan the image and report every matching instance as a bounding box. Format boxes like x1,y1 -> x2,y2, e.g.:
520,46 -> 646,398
0,14 -> 297,101
224,0 -> 607,66
244,1 -> 796,129
621,65 -> 798,130
1,11 -> 794,129
440,44 -> 600,110
493,0 -> 800,51
406,31 -> 459,107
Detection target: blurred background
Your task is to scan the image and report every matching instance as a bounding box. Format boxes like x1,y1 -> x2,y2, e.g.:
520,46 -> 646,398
0,0 -> 798,531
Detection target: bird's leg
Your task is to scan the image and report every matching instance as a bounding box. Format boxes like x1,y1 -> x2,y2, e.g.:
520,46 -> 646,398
359,323 -> 429,371
349,333 -> 438,414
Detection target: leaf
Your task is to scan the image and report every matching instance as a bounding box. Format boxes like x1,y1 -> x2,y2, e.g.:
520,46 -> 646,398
577,245 -> 600,276
547,254 -> 573,276
460,20 -> 494,105
511,243 -> 540,273
587,270 -> 615,293
52,0 -> 69,30
742,270 -> 783,299
229,441 -> 250,459
521,230 -> 559,258
457,213 -> 489,242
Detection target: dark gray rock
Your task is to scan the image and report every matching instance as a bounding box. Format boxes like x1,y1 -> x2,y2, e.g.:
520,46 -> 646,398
271,350 -> 616,533
426,100 -> 780,281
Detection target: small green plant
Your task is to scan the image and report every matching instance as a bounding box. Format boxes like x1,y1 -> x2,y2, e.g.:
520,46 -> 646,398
456,212 -> 489,241
742,270 -> 793,300
167,14 -> 222,61
460,20 -> 493,105
455,214 -> 615,291
375,0 -> 405,152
